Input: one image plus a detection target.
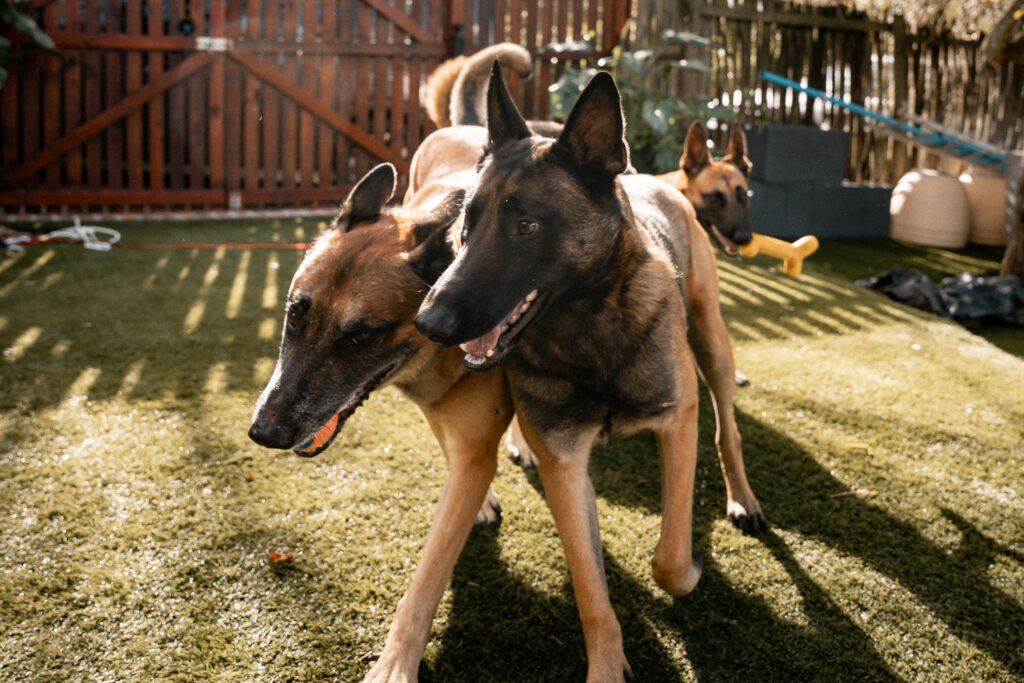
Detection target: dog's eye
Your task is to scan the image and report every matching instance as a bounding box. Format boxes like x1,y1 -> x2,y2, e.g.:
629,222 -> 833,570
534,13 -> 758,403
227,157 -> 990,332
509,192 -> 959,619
343,324 -> 377,347
350,329 -> 373,345
517,219 -> 539,235
286,297 -> 310,331
707,191 -> 726,207
736,187 -> 748,205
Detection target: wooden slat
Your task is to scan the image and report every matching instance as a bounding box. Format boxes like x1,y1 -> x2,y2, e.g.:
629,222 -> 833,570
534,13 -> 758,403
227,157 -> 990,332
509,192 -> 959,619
148,0 -> 166,192
104,0 -> 125,193
0,189 -> 228,207
42,2 -> 61,187
167,0 -> 187,190
317,0 -> 339,188
243,0 -> 262,192
223,0 -> 244,192
13,31 -> 196,51
231,40 -> 441,56
208,0 -> 228,192
63,0 -> 83,186
8,53 -> 216,185
360,0 -> 435,44
125,0 -> 144,191
300,0 -> 319,189
390,55 -> 404,160
20,54 -> 41,188
280,0 -> 299,191
354,1 -> 372,177
229,50 -> 411,174
0,54 -> 19,179
337,0 -> 354,183
262,0 -> 282,195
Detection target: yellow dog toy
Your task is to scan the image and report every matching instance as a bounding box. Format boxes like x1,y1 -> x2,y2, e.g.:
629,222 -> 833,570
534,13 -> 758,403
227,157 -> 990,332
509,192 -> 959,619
740,233 -> 820,277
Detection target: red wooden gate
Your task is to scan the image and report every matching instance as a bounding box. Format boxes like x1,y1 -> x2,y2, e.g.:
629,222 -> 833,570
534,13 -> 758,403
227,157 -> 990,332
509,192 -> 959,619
1,0 -> 629,214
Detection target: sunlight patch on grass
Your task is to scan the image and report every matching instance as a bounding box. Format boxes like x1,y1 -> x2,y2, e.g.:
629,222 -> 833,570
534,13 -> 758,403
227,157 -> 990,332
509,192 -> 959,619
262,252 -> 280,309
0,249 -> 55,298
3,326 -> 43,362
225,250 -> 252,320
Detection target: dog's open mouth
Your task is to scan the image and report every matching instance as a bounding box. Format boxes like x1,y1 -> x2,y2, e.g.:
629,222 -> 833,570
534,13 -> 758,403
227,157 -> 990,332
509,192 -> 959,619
710,224 -> 741,258
293,362 -> 398,457
458,288 -> 544,371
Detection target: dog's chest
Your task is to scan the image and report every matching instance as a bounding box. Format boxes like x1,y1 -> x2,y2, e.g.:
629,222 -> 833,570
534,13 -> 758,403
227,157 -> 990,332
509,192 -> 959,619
510,303 -> 682,434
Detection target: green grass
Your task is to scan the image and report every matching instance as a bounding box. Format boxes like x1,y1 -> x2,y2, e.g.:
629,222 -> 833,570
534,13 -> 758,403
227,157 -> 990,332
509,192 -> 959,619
1,219 -> 1021,681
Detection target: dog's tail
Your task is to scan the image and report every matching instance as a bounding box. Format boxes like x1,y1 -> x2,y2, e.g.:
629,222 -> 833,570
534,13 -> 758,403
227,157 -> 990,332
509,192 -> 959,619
424,43 -> 533,128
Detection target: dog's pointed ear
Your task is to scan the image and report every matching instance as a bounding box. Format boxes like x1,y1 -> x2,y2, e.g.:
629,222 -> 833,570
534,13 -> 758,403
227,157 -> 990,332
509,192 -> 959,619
406,217 -> 460,287
724,123 -> 751,177
334,163 -> 397,231
486,60 -> 531,150
411,190 -> 465,245
553,71 -> 629,187
682,120 -> 711,177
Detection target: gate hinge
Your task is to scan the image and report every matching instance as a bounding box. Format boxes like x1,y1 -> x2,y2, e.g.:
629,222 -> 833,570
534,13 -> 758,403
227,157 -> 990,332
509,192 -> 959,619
195,36 -> 233,53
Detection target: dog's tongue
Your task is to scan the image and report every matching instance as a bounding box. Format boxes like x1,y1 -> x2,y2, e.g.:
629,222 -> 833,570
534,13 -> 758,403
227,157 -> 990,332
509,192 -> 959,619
464,324 -> 501,358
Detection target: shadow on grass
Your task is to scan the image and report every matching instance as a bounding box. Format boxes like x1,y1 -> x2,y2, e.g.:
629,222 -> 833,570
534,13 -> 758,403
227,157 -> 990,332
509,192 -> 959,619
422,389 -> 1024,679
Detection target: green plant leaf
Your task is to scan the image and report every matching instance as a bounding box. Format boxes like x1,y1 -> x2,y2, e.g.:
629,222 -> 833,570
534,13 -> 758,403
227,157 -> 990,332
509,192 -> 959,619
706,104 -> 738,121
7,12 -> 59,54
664,59 -> 712,74
640,101 -> 670,136
660,29 -> 729,54
542,40 -> 595,56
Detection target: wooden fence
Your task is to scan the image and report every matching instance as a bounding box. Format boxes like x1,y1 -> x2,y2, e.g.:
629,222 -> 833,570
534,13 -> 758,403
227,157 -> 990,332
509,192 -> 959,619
1,0 -> 629,215
634,0 -> 1024,186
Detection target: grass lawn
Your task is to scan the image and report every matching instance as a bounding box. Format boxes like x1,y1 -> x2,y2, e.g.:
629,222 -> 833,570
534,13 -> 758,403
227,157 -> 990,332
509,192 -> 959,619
1,218 -> 1021,681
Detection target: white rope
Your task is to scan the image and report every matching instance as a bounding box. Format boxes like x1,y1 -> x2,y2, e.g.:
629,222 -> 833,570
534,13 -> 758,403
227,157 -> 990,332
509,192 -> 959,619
4,217 -> 122,252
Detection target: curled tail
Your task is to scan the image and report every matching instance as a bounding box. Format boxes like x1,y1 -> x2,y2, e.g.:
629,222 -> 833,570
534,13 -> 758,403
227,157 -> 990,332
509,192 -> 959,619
424,43 -> 533,128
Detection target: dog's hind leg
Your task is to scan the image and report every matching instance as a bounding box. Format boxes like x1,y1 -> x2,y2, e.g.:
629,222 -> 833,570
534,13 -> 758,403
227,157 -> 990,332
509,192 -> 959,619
684,243 -> 766,535
517,416 -> 633,682
363,371 -> 512,682
505,415 -> 540,469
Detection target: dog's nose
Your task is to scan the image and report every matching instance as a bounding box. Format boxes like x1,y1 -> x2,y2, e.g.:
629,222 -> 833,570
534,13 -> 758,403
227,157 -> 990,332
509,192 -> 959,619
248,419 -> 295,450
414,305 -> 461,346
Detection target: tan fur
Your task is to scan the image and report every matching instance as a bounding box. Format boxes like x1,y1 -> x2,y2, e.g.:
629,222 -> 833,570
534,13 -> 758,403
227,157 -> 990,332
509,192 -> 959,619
656,120 -> 753,256
423,43 -> 533,129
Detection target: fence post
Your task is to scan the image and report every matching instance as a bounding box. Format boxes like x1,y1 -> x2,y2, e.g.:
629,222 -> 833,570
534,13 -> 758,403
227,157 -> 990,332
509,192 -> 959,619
892,13 -> 910,178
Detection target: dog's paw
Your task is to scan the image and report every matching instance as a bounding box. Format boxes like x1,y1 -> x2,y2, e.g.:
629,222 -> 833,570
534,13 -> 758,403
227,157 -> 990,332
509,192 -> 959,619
362,654 -> 416,683
475,486 -> 503,525
734,370 -> 750,387
506,423 -> 539,469
727,498 -> 767,536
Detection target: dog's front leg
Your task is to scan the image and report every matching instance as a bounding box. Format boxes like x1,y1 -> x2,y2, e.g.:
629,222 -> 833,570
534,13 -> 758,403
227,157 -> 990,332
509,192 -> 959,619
651,349 -> 703,596
364,375 -> 511,682
519,418 -> 632,682
684,254 -> 766,535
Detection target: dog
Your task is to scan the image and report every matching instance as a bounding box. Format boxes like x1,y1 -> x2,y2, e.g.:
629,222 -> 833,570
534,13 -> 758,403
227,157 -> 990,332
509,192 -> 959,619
415,64 -> 765,680
249,46 -> 531,681
656,120 -> 754,256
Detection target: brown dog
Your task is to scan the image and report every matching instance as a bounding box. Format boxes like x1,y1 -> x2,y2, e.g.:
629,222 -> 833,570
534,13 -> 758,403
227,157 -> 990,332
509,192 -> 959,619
656,120 -> 754,256
249,151 -> 517,682
415,64 -> 765,680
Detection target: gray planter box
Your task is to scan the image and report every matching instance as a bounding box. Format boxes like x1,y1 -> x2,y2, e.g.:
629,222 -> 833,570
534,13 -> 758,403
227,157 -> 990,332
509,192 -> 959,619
744,123 -> 849,185
749,180 -> 892,240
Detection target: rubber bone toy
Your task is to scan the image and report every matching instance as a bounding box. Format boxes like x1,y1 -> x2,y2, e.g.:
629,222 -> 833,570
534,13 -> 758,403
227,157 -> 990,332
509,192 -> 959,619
740,233 -> 820,278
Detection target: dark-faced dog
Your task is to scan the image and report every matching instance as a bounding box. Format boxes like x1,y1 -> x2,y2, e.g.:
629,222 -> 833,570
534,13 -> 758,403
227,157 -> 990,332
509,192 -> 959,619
656,120 -> 754,255
415,64 -> 765,680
